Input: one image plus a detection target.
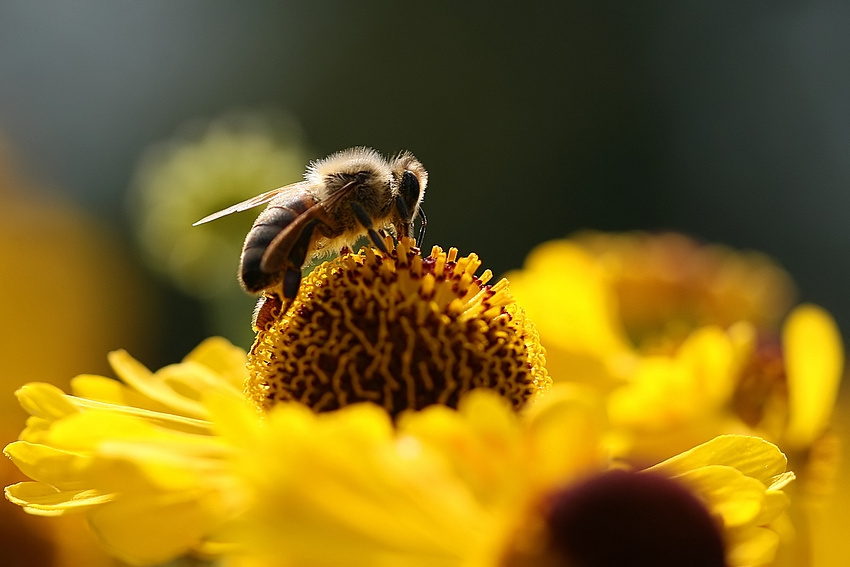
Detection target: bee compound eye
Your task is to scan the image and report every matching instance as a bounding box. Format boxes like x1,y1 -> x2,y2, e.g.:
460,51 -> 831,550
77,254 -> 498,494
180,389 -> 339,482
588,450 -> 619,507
399,170 -> 420,209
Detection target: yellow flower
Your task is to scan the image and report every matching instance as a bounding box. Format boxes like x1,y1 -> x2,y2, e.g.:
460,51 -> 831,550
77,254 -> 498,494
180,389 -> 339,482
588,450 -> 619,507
567,231 -> 796,346
5,336 -> 794,567
221,386 -> 604,567
506,232 -> 844,466
0,136 -> 152,567
506,231 -> 796,378
247,238 -> 550,418
227,384 -> 793,567
502,238 -> 631,385
3,232 -> 805,567
4,338 -> 248,565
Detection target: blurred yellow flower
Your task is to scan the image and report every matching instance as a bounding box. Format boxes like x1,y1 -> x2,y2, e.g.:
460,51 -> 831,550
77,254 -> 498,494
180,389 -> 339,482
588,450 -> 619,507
506,232 -> 844,467
570,231 -> 796,342
4,336 -> 794,567
0,136 -> 153,567
5,338 -> 247,565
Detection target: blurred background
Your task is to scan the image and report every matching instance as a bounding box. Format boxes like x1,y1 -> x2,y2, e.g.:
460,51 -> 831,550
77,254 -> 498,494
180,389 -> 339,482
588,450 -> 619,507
1,2 -> 849,566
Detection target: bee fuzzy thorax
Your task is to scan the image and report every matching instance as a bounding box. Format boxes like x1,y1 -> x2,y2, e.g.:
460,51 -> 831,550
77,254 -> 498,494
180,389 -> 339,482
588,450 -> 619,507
305,147 -> 393,195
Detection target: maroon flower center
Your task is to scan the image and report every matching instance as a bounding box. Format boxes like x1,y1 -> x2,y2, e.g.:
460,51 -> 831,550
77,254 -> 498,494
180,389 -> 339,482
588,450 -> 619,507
545,470 -> 726,567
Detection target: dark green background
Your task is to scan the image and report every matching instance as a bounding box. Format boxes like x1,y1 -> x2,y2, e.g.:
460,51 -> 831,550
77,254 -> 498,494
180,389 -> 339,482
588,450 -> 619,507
2,1 -> 849,364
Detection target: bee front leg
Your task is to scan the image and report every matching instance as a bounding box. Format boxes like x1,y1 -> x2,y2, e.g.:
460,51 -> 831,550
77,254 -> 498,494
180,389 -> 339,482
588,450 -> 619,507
393,195 -> 426,246
415,207 -> 427,247
394,195 -> 412,240
350,201 -> 388,253
280,219 -> 320,300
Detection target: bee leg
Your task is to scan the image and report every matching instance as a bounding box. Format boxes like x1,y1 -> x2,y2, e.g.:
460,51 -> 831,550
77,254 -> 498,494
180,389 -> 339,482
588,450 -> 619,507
252,292 -> 283,332
350,201 -> 388,253
282,268 -> 301,300
397,169 -> 424,244
394,196 -> 412,239
281,219 -> 320,300
416,207 -> 427,247
393,192 -> 426,246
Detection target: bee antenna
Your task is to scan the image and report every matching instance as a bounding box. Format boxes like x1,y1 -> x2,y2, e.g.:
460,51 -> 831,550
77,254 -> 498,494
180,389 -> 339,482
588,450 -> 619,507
416,207 -> 427,247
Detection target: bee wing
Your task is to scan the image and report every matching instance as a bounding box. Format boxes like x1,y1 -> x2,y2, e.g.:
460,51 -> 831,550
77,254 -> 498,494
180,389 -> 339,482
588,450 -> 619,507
260,177 -> 361,272
192,182 -> 309,226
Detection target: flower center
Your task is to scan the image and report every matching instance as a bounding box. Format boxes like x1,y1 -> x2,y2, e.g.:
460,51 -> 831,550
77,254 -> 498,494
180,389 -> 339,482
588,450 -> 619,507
733,336 -> 786,430
246,238 -> 550,417
544,470 -> 725,567
576,231 -> 795,354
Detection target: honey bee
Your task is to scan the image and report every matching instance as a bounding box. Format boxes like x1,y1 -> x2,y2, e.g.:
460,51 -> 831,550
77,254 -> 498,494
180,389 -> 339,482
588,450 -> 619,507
193,147 -> 428,300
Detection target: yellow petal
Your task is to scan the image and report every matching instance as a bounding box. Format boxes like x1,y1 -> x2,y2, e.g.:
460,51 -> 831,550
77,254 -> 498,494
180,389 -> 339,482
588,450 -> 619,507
69,338 -> 246,424
399,391 -> 523,505
88,493 -> 223,566
505,241 -> 629,362
5,482 -> 112,515
70,398 -> 212,434
107,349 -> 207,419
783,304 -> 844,448
236,401 -> 490,567
70,374 -> 174,414
4,441 -> 90,489
609,356 -> 688,428
674,465 -> 765,528
676,325 -> 743,407
205,389 -> 266,445
767,471 -> 795,491
157,363 -> 239,406
648,435 -> 787,486
610,326 -> 741,430
15,382 -> 79,421
754,489 -> 790,525
524,384 -> 607,489
725,525 -> 781,567
457,389 -> 520,442
32,412 -> 225,492
183,336 -> 249,389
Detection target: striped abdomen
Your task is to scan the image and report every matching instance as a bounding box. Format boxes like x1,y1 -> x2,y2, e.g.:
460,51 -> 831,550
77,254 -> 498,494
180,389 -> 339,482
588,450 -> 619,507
239,187 -> 317,292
